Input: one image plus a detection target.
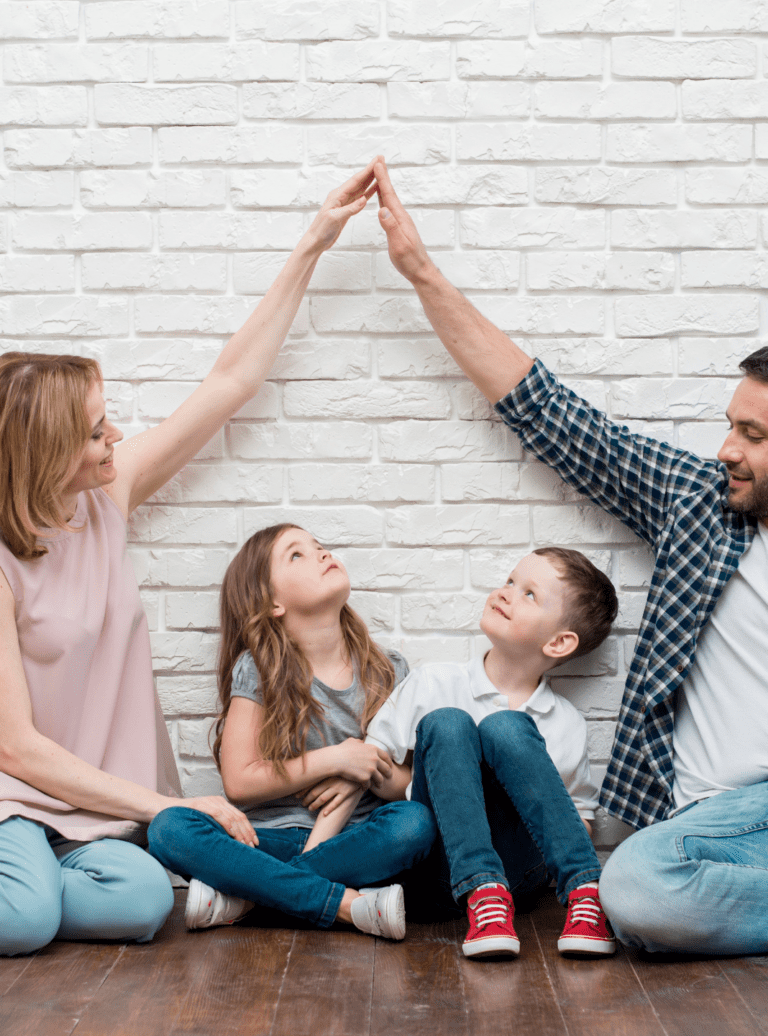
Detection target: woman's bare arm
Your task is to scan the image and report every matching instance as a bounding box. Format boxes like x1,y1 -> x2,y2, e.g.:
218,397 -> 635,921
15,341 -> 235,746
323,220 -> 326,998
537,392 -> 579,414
0,567 -> 256,845
106,161 -> 378,518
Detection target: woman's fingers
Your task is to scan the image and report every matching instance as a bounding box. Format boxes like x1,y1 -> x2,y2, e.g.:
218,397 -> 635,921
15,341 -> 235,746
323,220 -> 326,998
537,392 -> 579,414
187,795 -> 258,847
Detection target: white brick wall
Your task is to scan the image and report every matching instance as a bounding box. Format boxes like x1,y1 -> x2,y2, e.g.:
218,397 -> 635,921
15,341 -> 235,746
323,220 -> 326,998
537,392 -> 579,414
2,1 -> 764,848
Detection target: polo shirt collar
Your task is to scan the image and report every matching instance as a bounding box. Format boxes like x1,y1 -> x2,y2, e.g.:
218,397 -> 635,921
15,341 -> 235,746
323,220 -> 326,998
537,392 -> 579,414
468,656 -> 555,714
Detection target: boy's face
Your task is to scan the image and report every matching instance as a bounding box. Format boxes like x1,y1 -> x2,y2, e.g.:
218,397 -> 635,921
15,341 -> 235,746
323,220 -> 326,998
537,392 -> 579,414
480,553 -> 573,660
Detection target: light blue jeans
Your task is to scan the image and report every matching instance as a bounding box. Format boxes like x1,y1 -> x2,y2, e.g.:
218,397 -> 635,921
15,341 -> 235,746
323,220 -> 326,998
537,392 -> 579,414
0,816 -> 175,956
600,782 -> 768,956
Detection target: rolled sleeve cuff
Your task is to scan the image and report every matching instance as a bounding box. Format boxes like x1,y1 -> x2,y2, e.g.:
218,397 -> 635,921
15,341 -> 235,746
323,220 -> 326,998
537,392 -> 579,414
494,357 -> 559,427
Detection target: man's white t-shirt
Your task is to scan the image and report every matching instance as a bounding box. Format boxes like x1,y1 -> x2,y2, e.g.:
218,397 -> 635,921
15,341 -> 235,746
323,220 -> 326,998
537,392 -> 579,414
673,520 -> 768,811
366,655 -> 599,819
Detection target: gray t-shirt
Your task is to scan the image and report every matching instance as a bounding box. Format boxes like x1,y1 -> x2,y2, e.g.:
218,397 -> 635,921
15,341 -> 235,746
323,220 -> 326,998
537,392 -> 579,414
229,648 -> 409,829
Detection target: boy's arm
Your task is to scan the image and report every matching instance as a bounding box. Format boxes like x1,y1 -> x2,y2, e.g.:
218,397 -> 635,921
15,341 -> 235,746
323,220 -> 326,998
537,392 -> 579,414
302,781 -> 364,853
370,756 -> 413,801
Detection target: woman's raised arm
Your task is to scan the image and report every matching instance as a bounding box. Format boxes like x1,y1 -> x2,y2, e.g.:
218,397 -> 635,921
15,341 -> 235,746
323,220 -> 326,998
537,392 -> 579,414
108,160 -> 378,517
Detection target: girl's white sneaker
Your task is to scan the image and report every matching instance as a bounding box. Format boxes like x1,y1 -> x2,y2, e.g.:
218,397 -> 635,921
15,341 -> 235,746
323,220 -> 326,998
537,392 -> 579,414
185,878 -> 253,930
350,884 -> 406,940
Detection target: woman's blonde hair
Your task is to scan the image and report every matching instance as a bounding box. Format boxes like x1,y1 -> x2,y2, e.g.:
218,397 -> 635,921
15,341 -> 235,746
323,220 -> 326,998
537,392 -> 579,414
0,351 -> 101,560
213,523 -> 396,776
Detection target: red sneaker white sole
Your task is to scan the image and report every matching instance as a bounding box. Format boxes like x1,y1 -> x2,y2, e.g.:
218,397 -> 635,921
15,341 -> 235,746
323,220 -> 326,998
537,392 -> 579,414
462,933 -> 520,959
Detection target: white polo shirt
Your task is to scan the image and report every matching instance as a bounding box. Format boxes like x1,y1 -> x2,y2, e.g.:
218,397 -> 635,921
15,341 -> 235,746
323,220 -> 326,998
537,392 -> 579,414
366,655 -> 598,819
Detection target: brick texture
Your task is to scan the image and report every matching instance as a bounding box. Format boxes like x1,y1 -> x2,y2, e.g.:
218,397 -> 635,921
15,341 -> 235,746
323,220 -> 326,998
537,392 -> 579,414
3,1 -> 763,849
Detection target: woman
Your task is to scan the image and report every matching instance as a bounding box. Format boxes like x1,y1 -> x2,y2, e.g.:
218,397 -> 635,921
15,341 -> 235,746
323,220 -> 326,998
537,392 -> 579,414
0,161 -> 377,956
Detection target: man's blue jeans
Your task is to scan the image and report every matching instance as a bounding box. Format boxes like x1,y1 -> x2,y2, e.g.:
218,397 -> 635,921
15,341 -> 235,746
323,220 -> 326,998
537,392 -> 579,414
148,800 -> 435,929
410,708 -> 601,910
600,782 -> 768,955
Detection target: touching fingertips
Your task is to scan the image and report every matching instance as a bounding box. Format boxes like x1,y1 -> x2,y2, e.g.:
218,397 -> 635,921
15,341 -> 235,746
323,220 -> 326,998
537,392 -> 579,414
379,207 -> 391,221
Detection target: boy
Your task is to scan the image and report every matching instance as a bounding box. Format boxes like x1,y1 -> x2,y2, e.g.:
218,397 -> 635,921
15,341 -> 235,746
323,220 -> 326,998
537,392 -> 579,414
365,547 -> 618,959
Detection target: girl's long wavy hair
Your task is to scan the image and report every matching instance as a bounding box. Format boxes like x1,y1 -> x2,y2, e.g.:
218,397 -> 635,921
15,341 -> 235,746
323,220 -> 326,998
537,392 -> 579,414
0,352 -> 101,560
213,523 -> 396,775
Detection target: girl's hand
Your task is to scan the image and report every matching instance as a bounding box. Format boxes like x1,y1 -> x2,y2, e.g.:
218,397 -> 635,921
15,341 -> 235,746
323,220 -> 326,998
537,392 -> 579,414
302,777 -> 364,816
333,738 -> 393,785
182,795 -> 258,847
306,158 -> 378,252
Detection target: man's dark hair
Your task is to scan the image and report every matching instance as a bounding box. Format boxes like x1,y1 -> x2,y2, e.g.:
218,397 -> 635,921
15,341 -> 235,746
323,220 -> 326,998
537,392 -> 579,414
533,547 -> 618,661
739,346 -> 768,384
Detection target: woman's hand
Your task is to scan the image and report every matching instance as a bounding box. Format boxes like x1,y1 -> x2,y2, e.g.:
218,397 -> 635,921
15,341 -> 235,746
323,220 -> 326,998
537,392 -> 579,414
302,777 -> 365,816
181,795 -> 258,847
305,157 -> 379,252
332,738 -> 393,785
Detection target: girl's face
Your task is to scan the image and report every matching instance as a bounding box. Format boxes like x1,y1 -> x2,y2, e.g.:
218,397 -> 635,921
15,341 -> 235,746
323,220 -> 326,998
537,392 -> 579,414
61,380 -> 123,502
269,527 -> 351,620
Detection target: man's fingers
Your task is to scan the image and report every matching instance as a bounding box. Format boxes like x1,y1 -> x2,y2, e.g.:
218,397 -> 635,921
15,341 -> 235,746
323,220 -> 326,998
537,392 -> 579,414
374,158 -> 403,215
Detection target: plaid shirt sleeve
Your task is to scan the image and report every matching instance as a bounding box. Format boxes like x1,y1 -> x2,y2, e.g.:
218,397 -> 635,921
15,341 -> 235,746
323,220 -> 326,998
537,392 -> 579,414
494,360 -> 721,549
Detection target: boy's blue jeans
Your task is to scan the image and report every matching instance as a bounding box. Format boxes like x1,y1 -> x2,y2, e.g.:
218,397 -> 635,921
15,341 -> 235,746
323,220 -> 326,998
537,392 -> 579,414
600,782 -> 768,956
148,799 -> 435,929
410,708 -> 601,910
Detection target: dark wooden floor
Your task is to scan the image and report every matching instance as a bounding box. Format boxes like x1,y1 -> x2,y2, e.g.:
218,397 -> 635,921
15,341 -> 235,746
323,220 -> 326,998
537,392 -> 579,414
2,890 -> 768,1036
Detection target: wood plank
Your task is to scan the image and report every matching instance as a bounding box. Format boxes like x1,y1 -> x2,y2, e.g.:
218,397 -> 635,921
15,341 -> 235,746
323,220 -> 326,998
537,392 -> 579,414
370,919 -> 468,1036
718,956 -> 768,1035
72,892 -> 214,1036
461,907 -> 568,1036
0,953 -> 35,997
627,949 -> 768,1036
530,890 -> 668,1036
168,924 -> 295,1036
271,927 -> 374,1036
0,940 -> 123,1036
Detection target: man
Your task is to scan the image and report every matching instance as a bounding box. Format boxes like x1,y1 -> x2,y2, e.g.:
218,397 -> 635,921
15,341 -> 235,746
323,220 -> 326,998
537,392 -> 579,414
373,157 -> 768,956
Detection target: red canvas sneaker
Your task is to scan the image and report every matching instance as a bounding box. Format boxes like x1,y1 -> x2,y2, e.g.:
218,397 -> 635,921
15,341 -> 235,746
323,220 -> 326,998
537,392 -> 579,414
462,884 -> 520,959
557,886 -> 616,957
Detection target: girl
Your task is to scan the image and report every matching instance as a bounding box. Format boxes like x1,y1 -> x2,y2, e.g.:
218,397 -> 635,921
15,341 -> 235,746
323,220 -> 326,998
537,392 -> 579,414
0,163 -> 377,957
148,524 -> 435,939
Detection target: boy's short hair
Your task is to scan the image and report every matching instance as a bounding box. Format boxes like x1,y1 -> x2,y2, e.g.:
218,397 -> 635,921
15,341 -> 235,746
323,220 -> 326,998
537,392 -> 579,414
533,547 -> 618,660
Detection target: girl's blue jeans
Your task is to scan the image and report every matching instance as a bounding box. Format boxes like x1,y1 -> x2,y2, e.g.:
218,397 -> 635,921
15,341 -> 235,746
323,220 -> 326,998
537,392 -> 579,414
0,815 -> 174,956
410,708 -> 601,910
600,781 -> 768,955
148,799 -> 435,929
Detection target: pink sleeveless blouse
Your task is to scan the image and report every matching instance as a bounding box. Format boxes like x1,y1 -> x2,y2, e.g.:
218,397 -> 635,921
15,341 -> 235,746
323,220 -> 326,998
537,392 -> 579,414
0,489 -> 181,841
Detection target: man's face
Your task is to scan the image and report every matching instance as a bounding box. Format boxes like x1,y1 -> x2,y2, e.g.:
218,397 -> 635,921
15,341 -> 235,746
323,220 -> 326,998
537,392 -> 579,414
718,377 -> 768,521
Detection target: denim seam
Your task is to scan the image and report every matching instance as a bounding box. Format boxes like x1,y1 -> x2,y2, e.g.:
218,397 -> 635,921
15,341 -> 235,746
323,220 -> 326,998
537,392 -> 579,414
454,872 -> 509,900
675,823 -> 768,864
317,883 -> 345,929
561,867 -> 603,903
421,733 -> 507,901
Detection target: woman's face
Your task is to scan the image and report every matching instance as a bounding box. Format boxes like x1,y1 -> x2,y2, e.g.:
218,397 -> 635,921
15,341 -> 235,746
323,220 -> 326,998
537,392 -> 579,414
268,527 -> 351,620
61,380 -> 123,501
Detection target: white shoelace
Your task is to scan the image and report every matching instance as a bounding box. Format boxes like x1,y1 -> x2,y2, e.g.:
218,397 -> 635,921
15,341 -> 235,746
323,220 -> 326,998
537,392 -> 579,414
472,893 -> 510,929
568,895 -> 601,928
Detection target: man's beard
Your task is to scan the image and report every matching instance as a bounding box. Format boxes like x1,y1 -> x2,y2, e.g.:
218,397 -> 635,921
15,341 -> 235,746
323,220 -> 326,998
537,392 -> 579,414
726,470 -> 768,519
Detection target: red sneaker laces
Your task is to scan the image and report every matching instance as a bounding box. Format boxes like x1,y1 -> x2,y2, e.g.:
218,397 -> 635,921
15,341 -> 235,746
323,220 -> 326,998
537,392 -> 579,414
472,891 -> 510,929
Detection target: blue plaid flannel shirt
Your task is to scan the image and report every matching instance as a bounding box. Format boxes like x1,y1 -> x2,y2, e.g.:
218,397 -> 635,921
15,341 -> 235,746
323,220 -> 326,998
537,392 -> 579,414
495,359 -> 758,830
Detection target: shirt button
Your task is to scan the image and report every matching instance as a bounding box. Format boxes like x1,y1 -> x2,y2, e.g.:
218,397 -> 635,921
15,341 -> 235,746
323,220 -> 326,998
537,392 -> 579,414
676,664 -> 684,673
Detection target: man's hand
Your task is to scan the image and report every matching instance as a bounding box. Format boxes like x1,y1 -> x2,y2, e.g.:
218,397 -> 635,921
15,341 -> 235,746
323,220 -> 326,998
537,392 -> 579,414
375,156 -> 435,285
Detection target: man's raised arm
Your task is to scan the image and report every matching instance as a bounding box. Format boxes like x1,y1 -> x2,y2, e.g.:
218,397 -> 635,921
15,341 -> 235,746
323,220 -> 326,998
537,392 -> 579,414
375,157 -> 533,403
